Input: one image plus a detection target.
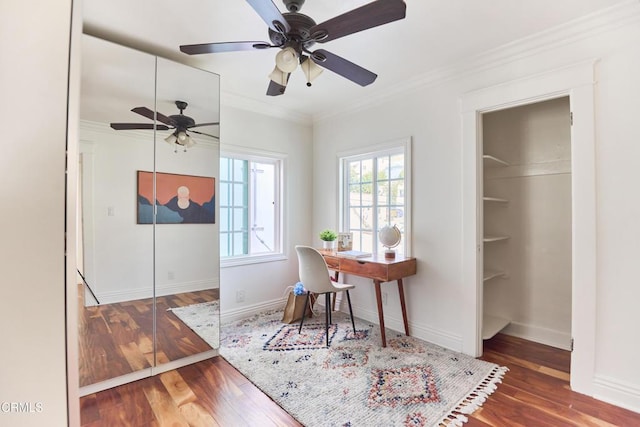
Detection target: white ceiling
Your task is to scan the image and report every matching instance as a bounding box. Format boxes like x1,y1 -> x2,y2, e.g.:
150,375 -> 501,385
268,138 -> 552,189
82,0 -> 626,121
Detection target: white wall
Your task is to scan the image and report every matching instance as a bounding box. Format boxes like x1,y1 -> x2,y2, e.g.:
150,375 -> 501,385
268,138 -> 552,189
0,2 -> 72,426
312,10 -> 640,411
219,106 -> 314,319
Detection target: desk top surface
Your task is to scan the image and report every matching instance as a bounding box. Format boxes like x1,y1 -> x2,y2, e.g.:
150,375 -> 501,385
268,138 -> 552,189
319,249 -> 415,265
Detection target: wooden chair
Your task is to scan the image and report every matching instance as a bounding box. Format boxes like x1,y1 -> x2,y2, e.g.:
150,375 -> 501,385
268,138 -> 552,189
295,245 -> 357,347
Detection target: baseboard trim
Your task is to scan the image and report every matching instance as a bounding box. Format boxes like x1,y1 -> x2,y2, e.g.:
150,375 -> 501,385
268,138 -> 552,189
220,298 -> 286,323
593,374 -> 640,413
501,321 -> 572,350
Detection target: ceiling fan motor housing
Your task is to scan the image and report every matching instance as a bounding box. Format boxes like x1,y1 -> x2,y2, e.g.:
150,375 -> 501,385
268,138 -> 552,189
268,12 -> 317,51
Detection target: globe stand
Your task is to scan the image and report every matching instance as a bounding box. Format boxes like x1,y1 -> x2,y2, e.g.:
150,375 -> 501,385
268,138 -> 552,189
384,248 -> 396,259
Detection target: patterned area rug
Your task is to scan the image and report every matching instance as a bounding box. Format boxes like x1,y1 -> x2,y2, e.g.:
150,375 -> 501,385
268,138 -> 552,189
220,308 -> 507,427
169,301 -> 219,349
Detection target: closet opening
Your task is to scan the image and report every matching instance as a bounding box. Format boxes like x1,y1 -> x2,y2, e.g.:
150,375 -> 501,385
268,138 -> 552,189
479,97 -> 573,373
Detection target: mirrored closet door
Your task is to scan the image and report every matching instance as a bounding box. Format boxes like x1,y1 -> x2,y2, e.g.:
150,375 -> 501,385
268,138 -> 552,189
77,35 -> 220,393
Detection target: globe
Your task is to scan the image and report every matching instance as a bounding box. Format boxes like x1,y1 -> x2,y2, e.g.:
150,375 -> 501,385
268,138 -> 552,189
379,225 -> 401,259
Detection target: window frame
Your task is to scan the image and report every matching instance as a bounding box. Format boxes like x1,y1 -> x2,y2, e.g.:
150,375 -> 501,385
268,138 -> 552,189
338,137 -> 412,257
220,146 -> 286,267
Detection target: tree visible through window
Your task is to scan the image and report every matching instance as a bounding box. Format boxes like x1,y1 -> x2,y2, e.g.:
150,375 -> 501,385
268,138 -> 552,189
341,142 -> 410,255
220,153 -> 282,261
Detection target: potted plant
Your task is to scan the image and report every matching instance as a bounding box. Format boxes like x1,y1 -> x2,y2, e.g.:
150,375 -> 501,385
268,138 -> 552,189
319,229 -> 338,250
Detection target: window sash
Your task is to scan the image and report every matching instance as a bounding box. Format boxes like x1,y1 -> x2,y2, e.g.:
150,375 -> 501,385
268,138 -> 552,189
339,140 -> 411,256
220,151 -> 283,263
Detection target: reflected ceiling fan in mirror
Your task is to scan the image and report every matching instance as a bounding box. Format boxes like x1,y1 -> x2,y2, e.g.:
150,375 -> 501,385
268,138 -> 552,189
179,0 -> 406,96
110,100 -> 220,152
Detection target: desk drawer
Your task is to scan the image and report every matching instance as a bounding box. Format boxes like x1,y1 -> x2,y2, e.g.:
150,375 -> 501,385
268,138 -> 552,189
324,256 -> 340,270
340,258 -> 389,281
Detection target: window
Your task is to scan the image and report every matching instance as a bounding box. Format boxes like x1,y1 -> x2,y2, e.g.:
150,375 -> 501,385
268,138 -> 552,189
219,150 -> 284,265
340,139 -> 411,256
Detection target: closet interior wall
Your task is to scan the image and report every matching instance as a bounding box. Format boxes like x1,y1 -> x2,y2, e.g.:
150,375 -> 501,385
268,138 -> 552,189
482,96 -> 573,351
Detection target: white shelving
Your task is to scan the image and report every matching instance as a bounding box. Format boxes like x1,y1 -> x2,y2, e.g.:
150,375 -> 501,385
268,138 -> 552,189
483,270 -> 506,282
482,314 -> 511,340
483,196 -> 508,203
483,235 -> 509,243
483,154 -> 509,168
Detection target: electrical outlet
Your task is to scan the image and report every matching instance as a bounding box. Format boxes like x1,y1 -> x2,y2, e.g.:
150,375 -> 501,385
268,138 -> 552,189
167,271 -> 175,280
382,292 -> 388,305
236,290 -> 246,303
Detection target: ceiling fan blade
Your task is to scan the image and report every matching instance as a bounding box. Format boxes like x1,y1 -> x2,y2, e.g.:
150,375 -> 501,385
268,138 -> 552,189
266,80 -> 287,96
180,41 -> 272,55
246,0 -> 290,34
311,49 -> 377,86
110,123 -> 170,131
131,107 -> 175,126
310,0 -> 406,43
190,129 -> 220,139
189,122 -> 220,128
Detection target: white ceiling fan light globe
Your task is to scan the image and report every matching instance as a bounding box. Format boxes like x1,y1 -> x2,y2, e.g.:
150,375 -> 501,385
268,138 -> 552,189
268,67 -> 288,86
301,56 -> 323,86
275,47 -> 298,73
177,131 -> 188,145
164,133 -> 177,146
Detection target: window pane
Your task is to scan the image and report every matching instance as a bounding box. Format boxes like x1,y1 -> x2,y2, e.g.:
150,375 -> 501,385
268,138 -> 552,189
220,157 -> 230,181
232,232 -> 246,256
361,159 -> 373,183
377,207 -> 389,227
361,183 -> 373,206
220,233 -> 229,257
390,180 -> 404,205
219,182 -> 230,206
390,154 -> 404,179
233,159 -> 246,181
349,161 -> 361,183
377,181 -> 389,206
232,207 -> 245,232
233,183 -> 245,206
377,156 -> 389,180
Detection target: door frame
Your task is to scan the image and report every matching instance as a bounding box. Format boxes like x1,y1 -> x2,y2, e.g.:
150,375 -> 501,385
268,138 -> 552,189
460,60 -> 597,395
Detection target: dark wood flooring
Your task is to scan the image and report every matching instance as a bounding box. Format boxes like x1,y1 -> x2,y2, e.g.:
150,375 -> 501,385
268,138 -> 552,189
79,286 -> 219,386
79,332 -> 640,426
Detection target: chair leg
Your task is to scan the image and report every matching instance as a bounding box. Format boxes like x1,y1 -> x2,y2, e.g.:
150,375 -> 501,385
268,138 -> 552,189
346,290 -> 356,334
325,293 -> 330,347
298,291 -> 310,334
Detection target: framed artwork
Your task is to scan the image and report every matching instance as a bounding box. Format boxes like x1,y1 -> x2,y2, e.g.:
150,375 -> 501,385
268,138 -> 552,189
137,171 -> 215,224
337,232 -> 353,251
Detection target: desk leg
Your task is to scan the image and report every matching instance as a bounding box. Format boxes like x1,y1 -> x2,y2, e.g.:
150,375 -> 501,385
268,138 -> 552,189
397,278 -> 410,336
374,280 -> 387,347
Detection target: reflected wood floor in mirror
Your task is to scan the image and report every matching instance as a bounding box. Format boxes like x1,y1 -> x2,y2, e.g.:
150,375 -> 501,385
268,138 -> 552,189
79,285 -> 219,387
79,333 -> 640,426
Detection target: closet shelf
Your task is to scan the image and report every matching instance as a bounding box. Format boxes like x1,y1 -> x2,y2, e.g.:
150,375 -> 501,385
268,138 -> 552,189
483,154 -> 509,168
483,235 -> 510,243
483,196 -> 508,203
483,270 -> 506,282
482,314 -> 510,340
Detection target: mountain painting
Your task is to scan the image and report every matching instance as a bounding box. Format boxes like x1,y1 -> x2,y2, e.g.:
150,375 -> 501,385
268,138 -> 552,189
137,171 -> 215,224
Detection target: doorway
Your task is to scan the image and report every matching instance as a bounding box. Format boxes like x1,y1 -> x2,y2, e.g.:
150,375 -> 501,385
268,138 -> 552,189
480,97 -> 572,355
461,61 -> 597,395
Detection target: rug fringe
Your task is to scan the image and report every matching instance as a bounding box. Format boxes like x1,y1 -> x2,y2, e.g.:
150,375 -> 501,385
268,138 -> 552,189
439,365 -> 509,426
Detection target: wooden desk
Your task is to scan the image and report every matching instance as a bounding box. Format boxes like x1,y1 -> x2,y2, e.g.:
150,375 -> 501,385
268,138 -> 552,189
319,250 -> 417,347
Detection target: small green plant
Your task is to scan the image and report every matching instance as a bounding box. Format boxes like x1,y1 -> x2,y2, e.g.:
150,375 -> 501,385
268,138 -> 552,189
319,229 -> 337,241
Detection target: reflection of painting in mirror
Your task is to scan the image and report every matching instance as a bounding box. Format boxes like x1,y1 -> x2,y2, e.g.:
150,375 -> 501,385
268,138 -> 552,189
137,171 -> 215,224
78,34 -> 220,390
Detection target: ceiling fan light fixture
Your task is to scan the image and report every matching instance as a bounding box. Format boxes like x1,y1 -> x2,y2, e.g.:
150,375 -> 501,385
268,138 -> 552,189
301,56 -> 323,87
164,132 -> 177,145
275,47 -> 298,73
269,66 -> 289,86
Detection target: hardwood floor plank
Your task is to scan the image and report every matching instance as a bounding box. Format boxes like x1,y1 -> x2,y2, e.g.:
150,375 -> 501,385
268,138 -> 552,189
80,330 -> 640,427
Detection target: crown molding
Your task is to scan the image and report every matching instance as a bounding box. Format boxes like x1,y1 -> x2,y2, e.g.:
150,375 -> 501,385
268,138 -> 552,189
313,0 -> 640,123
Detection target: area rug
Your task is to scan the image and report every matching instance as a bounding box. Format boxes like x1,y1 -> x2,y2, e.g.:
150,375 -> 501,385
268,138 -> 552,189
168,301 -> 219,349
220,308 -> 507,427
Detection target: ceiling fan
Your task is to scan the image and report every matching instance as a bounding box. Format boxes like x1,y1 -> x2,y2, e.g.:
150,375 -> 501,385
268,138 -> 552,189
179,0 -> 407,96
110,100 -> 219,150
